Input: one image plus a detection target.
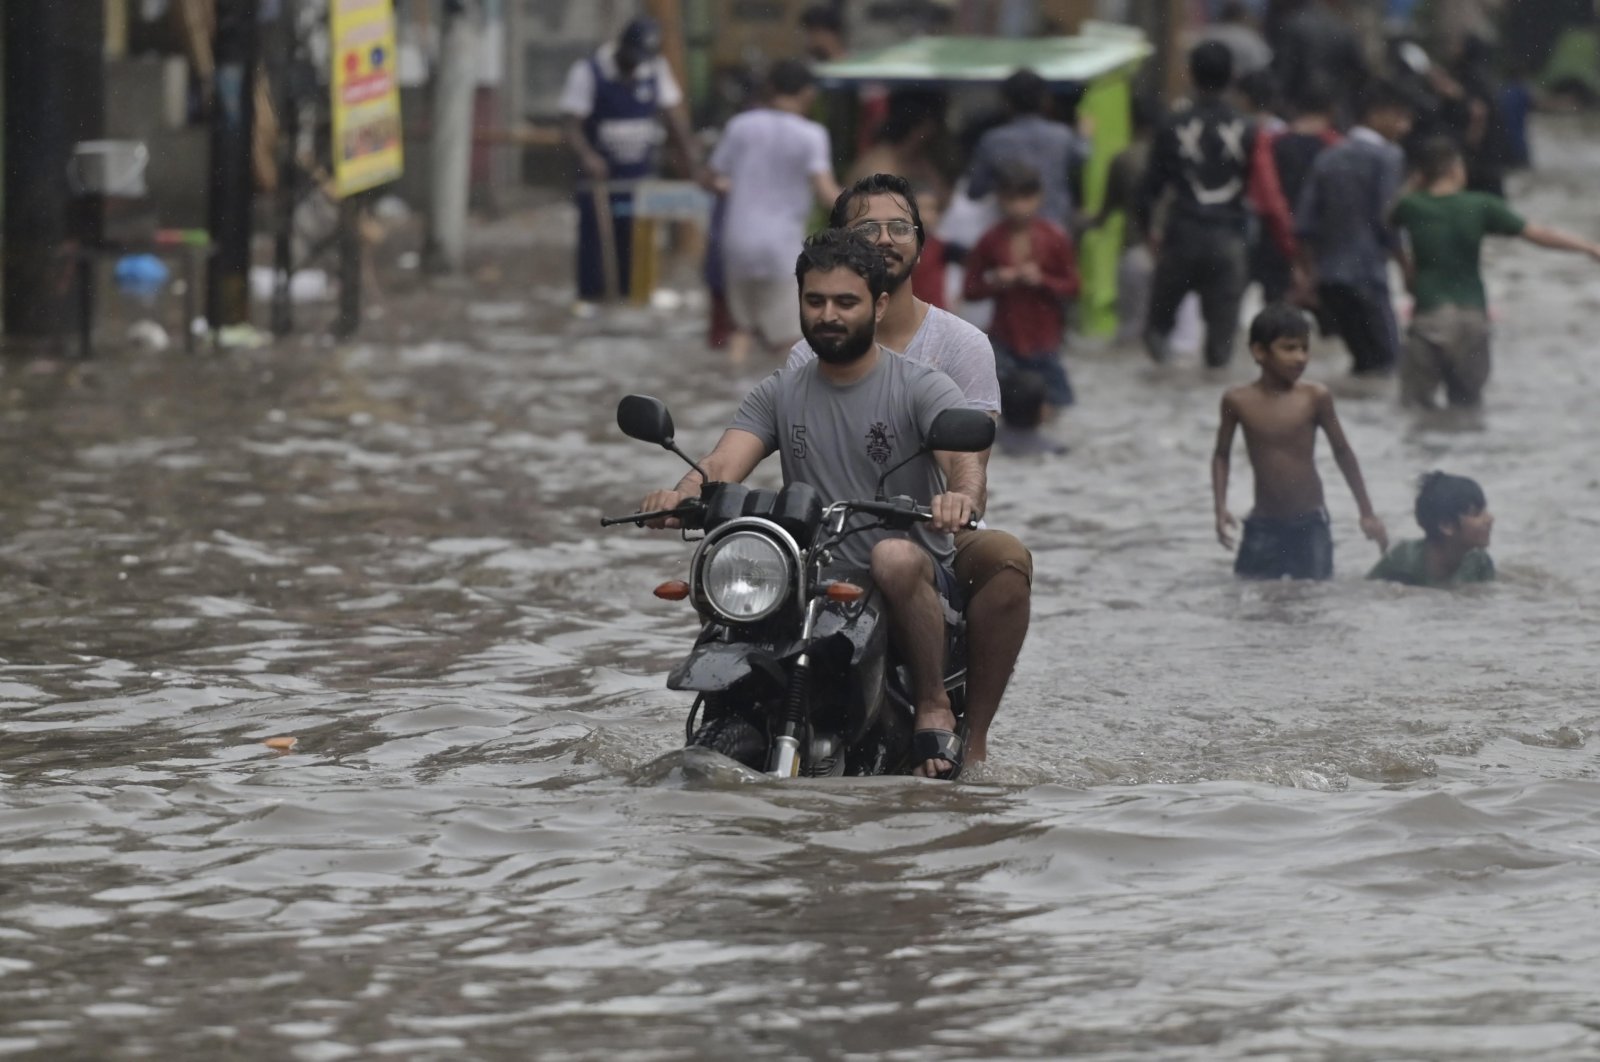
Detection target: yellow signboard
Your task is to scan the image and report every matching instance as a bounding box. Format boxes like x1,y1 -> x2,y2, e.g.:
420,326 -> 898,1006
330,0 -> 404,197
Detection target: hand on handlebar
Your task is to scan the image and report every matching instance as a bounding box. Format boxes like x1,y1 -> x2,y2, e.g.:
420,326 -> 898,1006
928,491 -> 979,534
639,489 -> 691,529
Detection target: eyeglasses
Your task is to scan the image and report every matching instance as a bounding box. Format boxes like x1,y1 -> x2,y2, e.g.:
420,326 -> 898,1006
849,220 -> 919,243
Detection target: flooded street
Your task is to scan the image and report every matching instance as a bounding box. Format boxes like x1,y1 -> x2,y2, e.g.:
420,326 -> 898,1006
4,118 -> 1600,1061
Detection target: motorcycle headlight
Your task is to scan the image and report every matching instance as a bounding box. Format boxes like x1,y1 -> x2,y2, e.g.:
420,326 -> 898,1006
699,531 -> 792,623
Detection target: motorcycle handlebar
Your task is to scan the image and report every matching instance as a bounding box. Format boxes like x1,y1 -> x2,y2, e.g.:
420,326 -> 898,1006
600,499 -> 705,528
844,499 -> 980,530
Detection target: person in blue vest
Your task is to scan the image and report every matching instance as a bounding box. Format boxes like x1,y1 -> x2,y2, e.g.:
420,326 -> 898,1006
559,17 -> 699,312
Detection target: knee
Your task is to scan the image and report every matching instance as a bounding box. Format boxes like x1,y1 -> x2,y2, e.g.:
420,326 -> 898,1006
970,567 -> 1031,619
870,539 -> 930,597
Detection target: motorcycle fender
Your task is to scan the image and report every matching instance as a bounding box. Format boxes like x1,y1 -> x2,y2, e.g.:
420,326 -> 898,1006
809,601 -> 887,667
808,602 -> 889,742
667,639 -> 788,693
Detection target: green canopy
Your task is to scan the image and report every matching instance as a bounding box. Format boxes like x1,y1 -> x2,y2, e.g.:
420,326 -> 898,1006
815,23 -> 1152,87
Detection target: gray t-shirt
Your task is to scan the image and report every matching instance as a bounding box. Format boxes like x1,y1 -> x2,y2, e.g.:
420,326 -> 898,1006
786,306 -> 1000,415
709,108 -> 833,279
731,350 -> 965,571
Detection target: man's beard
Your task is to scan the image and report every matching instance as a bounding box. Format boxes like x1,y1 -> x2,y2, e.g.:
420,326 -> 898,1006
879,247 -> 917,293
804,318 -> 876,365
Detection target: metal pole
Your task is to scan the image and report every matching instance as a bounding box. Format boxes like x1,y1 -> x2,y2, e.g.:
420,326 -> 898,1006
335,195 -> 362,338
207,0 -> 262,330
270,0 -> 298,337
424,0 -> 478,274
2,1 -> 105,347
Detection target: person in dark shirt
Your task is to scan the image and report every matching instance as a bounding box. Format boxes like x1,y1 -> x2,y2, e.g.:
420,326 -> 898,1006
1272,0 -> 1371,126
1295,83 -> 1413,376
1138,42 -> 1255,367
1249,80 -> 1342,304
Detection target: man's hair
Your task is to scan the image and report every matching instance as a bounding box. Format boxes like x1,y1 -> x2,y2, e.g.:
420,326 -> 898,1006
1416,135 -> 1464,184
1238,68 -> 1278,112
1248,302 -> 1312,348
618,17 -> 662,59
795,228 -> 889,300
994,159 -> 1042,198
1415,471 -> 1486,540
1290,76 -> 1337,117
1360,80 -> 1414,118
768,58 -> 815,98
1001,69 -> 1048,116
799,4 -> 844,33
876,88 -> 946,145
1190,40 -> 1234,92
829,172 -> 926,251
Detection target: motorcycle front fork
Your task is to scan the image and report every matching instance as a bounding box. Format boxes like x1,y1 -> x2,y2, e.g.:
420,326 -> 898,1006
769,596 -> 823,777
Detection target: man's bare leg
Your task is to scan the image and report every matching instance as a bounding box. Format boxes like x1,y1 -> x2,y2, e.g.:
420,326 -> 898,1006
871,539 -> 955,777
961,569 -> 1030,764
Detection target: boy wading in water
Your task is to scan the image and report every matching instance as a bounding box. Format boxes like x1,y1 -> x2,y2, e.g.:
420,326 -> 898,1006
1392,137 -> 1600,408
1369,471 -> 1495,587
1213,304 -> 1388,579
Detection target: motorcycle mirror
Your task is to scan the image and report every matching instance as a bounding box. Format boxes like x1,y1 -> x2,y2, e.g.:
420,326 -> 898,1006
616,393 -> 712,485
873,408 -> 995,499
617,394 -> 676,446
923,408 -> 996,454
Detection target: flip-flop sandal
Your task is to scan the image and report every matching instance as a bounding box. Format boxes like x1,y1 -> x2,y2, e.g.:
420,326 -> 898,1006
911,728 -> 965,781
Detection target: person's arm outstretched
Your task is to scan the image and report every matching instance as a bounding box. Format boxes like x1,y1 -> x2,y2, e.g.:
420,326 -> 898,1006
1521,223 -> 1600,261
1211,392 -> 1240,549
1315,387 -> 1387,552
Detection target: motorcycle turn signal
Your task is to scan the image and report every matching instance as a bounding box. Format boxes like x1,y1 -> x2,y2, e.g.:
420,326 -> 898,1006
653,580 -> 690,601
825,581 -> 866,603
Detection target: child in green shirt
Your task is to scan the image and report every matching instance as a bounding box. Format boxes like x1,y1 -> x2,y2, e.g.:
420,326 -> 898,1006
1391,137 -> 1600,408
1369,472 -> 1495,587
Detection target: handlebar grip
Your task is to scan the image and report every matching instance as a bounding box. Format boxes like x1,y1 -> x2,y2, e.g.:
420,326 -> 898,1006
600,500 -> 704,528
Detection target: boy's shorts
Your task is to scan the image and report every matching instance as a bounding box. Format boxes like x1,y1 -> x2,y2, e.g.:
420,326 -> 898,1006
993,342 -> 1073,408
1400,305 -> 1491,408
1234,509 -> 1333,581
726,276 -> 799,347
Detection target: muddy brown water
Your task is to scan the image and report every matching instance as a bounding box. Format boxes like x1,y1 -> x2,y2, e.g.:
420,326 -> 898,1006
3,122 -> 1600,1060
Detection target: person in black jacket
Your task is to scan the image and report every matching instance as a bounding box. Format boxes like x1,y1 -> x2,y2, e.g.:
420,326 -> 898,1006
1137,42 -> 1255,367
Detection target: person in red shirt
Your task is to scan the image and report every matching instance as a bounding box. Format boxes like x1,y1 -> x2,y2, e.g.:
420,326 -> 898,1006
962,162 -> 1081,409
908,182 -> 949,309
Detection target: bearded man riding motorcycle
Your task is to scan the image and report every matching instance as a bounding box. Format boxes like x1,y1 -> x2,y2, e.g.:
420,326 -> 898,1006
640,228 -> 986,778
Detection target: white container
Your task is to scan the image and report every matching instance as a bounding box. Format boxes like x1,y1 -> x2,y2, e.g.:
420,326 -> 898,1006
67,140 -> 150,197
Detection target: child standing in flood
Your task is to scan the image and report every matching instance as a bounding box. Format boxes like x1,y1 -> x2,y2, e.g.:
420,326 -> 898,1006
1213,304 -> 1388,580
1392,137 -> 1600,408
962,161 -> 1081,412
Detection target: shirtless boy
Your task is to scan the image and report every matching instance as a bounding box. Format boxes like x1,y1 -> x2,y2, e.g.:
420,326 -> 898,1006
1213,304 -> 1388,580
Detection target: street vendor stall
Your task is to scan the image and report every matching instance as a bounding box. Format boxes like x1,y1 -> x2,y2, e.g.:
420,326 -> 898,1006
815,23 -> 1152,338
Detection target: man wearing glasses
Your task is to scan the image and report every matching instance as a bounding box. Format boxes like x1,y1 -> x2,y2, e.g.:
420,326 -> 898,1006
785,174 -> 1031,771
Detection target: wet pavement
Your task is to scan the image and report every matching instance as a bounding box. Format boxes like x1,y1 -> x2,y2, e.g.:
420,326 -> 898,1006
2,117 -> 1600,1060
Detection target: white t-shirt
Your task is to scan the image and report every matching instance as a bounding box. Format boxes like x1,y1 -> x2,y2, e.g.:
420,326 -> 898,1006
787,305 -> 1000,415
709,109 -> 833,279
557,44 -> 684,118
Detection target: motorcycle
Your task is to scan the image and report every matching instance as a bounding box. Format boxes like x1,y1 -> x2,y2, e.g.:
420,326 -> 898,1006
601,394 -> 995,778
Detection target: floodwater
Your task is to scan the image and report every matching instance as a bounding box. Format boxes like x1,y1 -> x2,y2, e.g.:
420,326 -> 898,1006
4,120 -> 1600,1061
